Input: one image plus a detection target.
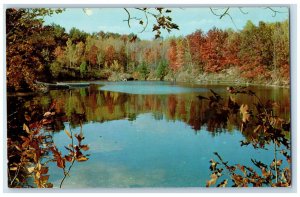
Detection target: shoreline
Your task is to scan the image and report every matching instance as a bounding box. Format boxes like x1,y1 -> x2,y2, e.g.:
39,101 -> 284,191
6,79 -> 290,96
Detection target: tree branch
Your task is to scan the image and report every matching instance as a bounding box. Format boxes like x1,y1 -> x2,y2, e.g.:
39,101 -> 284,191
209,7 -> 237,29
210,7 -> 230,19
264,7 -> 288,17
123,8 -> 131,28
238,7 -> 248,15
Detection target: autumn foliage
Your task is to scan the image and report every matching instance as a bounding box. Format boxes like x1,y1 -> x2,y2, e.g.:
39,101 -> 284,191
6,8 -> 289,91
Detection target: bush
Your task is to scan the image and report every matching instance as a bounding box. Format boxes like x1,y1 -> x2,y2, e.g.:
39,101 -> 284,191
80,61 -> 87,78
156,60 -> 168,80
50,62 -> 62,78
137,61 -> 149,80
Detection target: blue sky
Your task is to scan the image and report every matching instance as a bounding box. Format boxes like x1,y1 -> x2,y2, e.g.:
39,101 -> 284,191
43,7 -> 289,40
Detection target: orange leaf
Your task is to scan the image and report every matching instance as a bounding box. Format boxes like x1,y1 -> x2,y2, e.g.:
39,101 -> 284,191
40,167 -> 48,174
24,114 -> 31,121
76,156 -> 88,162
56,157 -> 65,168
40,175 -> 49,183
65,155 -> 73,162
80,145 -> 89,151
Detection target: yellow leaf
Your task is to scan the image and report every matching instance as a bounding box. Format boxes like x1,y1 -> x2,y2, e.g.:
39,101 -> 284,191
254,125 -> 261,133
23,123 -> 30,134
36,162 -> 42,171
240,104 -> 250,123
10,167 -> 18,171
43,111 -> 52,117
76,156 -> 88,162
206,173 -> 218,187
35,171 -> 41,179
27,167 -> 35,173
64,129 -> 72,139
14,145 -> 22,151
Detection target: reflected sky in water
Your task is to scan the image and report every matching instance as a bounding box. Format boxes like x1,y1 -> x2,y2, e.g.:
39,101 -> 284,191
97,81 -> 210,95
9,81 -> 290,188
48,113 -> 287,188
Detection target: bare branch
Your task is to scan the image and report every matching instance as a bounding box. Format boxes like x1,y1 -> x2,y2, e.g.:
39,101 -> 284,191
123,8 -> 153,33
210,7 -> 230,19
122,8 -> 178,39
139,9 -> 149,33
135,8 -> 157,18
264,7 -> 288,17
209,7 -> 237,29
238,7 -> 248,15
123,8 -> 131,28
224,12 -> 238,29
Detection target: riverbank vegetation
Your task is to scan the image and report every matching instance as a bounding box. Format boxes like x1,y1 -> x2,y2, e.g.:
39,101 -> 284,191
6,8 -> 289,92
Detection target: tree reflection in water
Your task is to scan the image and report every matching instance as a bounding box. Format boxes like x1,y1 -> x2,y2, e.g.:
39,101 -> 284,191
204,87 -> 291,187
7,84 -> 290,188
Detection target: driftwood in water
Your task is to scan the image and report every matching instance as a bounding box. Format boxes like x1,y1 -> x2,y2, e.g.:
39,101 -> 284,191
36,81 -> 91,90
36,81 -> 71,90
56,82 -> 90,88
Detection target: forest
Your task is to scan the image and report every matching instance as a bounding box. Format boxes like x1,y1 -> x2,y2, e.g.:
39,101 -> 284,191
6,8 -> 289,92
6,8 -> 291,188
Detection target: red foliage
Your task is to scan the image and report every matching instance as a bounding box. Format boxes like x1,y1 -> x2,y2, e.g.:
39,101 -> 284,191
167,39 -> 178,72
167,95 -> 177,119
201,28 -> 228,73
87,45 -> 98,66
187,30 -> 205,70
104,45 -> 116,67
167,39 -> 184,73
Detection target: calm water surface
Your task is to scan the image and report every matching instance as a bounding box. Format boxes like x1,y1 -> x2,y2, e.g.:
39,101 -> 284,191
8,81 -> 290,188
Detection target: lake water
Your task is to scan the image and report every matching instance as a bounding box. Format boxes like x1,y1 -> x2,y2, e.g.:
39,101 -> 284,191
7,81 -> 291,188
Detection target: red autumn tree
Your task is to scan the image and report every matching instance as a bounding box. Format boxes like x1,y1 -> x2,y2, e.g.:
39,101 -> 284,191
167,39 -> 184,75
187,30 -> 206,71
175,40 -> 185,71
167,40 -> 178,72
87,45 -> 98,67
104,45 -> 116,67
201,28 -> 228,73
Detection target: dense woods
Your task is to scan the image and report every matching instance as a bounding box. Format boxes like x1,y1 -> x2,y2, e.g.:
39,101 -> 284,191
6,8 -> 291,188
6,8 -> 290,91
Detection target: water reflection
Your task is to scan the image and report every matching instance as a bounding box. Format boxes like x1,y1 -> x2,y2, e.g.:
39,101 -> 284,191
7,82 -> 290,188
18,84 -> 289,135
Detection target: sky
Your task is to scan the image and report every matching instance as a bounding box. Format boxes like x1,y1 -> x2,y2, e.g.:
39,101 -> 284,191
43,7 -> 289,40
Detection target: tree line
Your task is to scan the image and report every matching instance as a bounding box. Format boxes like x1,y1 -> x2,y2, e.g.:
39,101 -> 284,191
6,8 -> 289,91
